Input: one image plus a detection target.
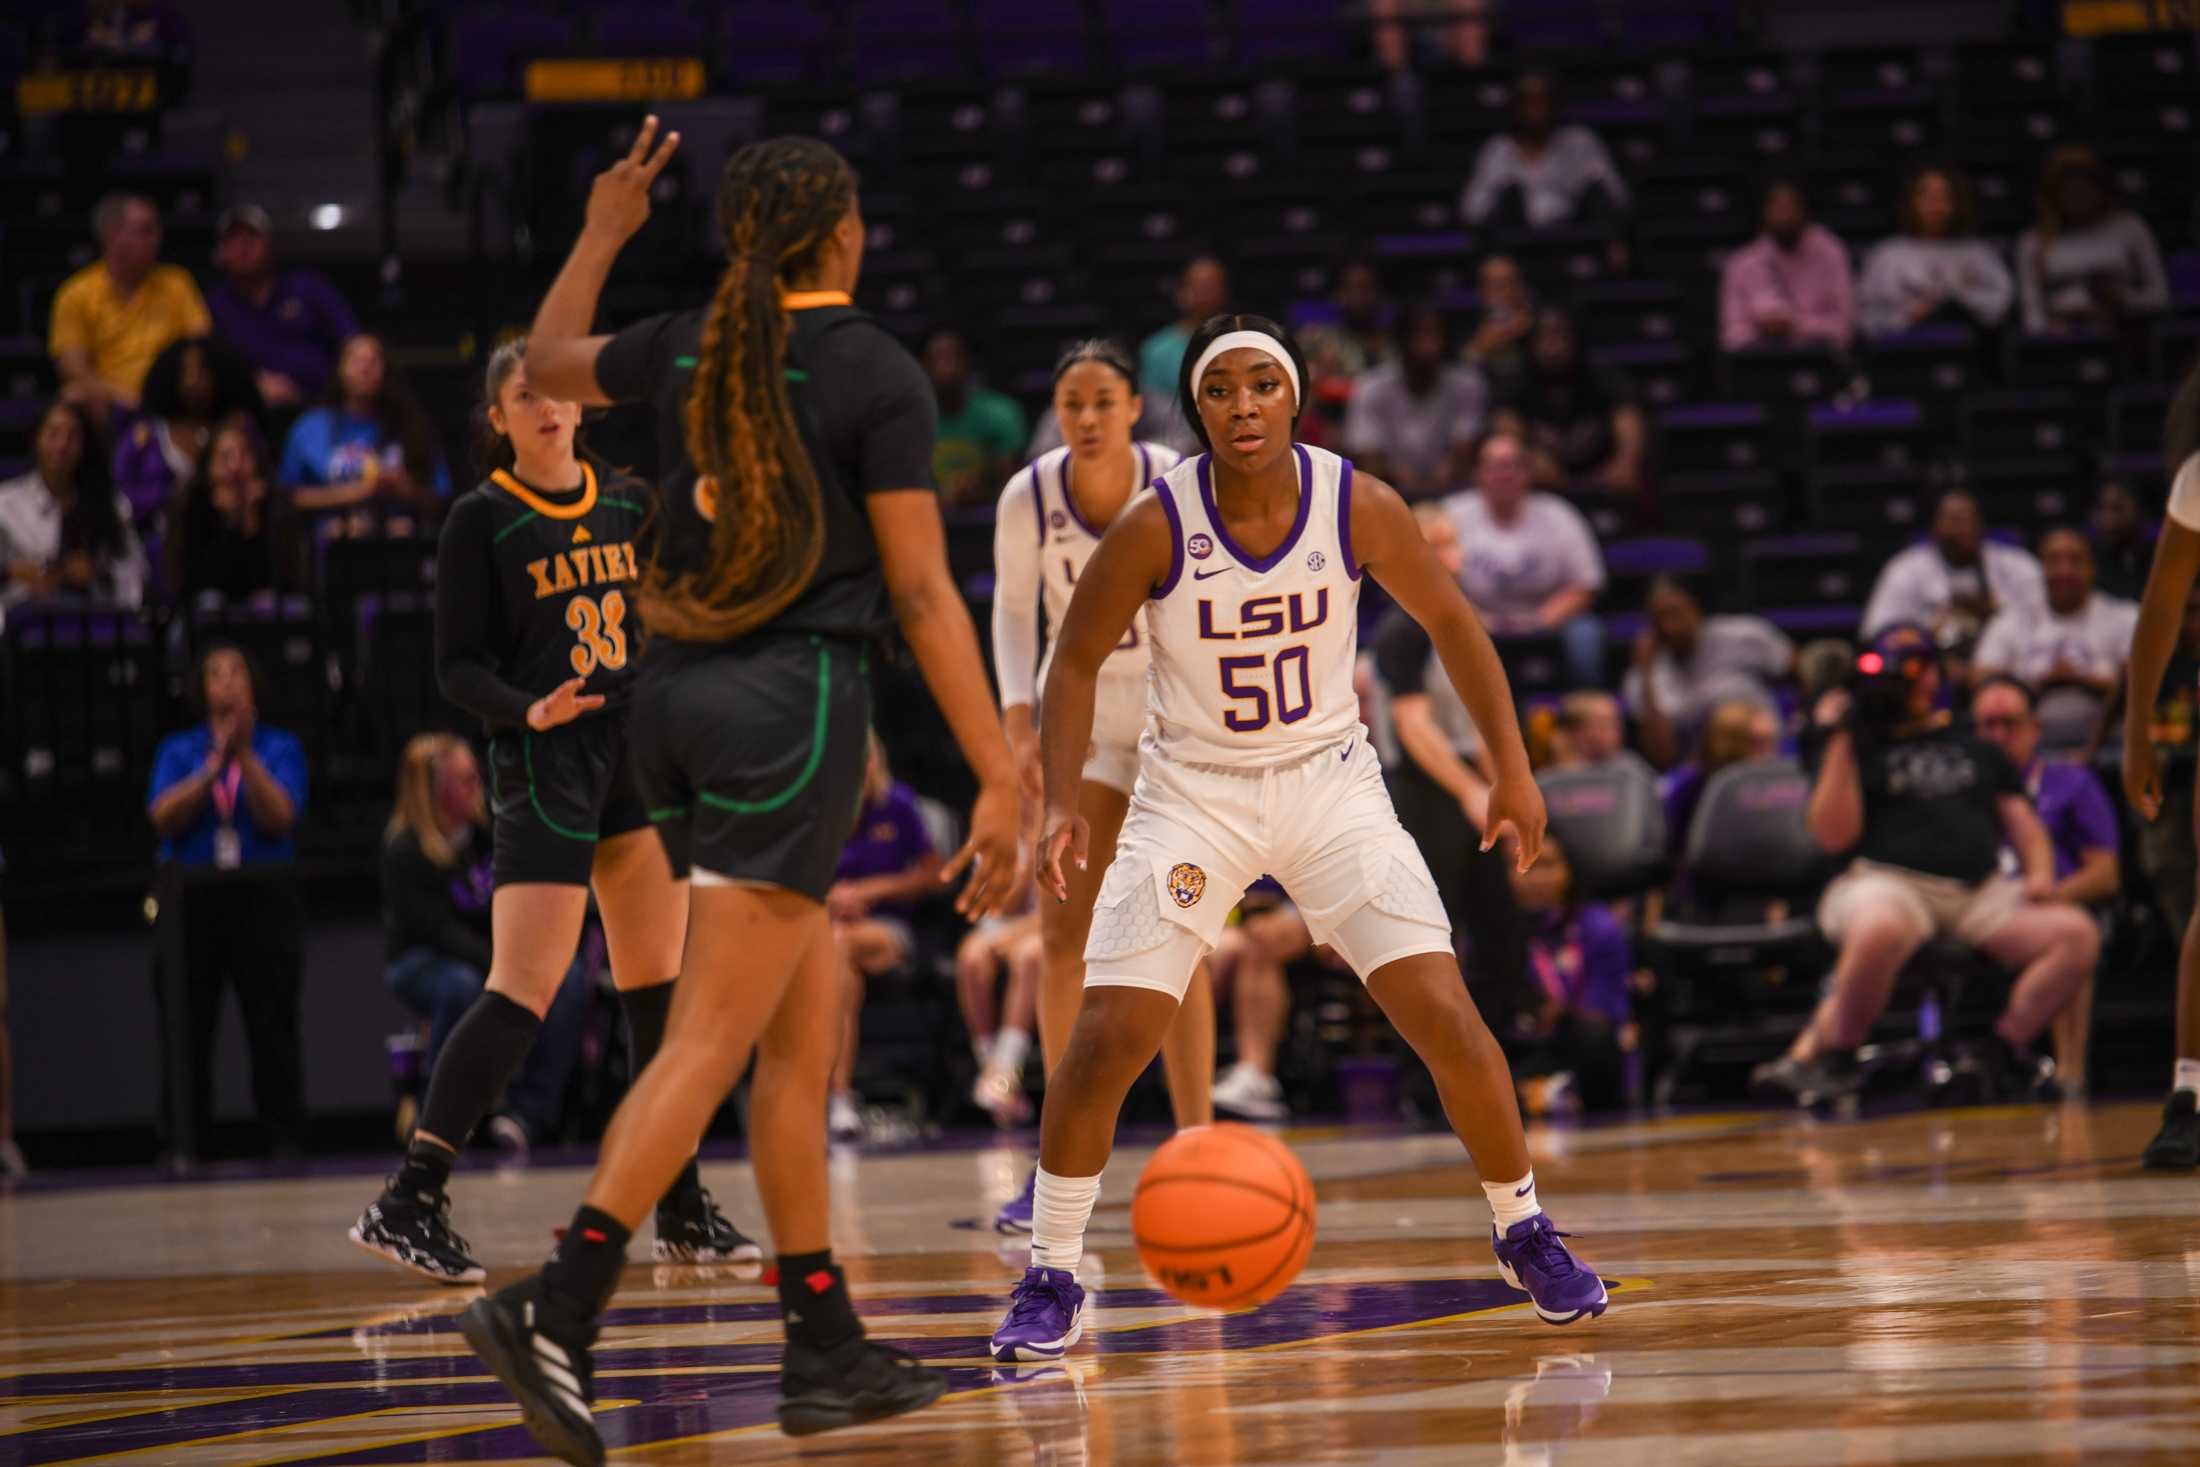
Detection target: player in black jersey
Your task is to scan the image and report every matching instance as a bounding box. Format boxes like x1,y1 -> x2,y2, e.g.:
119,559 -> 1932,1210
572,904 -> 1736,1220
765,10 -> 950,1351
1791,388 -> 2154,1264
454,126 -> 1024,1460
348,338 -> 759,1286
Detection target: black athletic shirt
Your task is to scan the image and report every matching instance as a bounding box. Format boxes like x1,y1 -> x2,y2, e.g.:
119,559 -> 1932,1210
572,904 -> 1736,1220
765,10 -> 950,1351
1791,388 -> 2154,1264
594,296 -> 937,648
1849,721 -> 2025,882
434,462 -> 652,731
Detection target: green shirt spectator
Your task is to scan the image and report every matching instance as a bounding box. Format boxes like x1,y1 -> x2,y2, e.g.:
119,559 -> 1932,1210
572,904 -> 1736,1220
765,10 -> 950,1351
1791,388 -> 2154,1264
924,329 -> 1029,506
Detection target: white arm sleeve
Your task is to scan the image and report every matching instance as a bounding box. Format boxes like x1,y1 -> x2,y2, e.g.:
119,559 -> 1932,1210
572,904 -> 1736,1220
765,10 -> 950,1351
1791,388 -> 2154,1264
2168,454 -> 2200,531
990,470 -> 1045,710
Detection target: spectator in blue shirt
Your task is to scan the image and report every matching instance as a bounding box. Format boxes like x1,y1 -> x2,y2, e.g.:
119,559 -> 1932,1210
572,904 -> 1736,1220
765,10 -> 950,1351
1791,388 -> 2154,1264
207,206 -> 360,411
1974,675 -> 2118,1096
278,333 -> 447,526
147,643 -> 309,1157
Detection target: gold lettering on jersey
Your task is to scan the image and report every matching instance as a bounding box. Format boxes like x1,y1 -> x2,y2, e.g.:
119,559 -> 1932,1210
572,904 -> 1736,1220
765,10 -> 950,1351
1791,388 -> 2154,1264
525,542 -> 641,600
1198,590 -> 1328,641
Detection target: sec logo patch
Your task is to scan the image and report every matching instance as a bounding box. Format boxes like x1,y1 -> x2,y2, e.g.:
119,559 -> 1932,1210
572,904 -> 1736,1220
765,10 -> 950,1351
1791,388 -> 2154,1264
1166,862 -> 1207,908
1187,533 -> 1215,560
1307,550 -> 1326,572
1049,509 -> 1068,530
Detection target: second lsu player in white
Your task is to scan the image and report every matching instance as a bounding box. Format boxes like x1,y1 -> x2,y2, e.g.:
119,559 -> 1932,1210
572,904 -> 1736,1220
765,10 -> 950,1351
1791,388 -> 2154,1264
988,315 -> 1608,1364
986,342 -> 1216,1228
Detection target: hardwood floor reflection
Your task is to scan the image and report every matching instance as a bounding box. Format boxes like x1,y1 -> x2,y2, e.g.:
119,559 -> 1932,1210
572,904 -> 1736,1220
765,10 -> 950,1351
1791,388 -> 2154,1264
2,1102 -> 2194,1464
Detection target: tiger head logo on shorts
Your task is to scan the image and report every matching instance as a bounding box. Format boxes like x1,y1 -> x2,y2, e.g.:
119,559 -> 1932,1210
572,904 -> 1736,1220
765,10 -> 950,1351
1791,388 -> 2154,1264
1166,862 -> 1207,908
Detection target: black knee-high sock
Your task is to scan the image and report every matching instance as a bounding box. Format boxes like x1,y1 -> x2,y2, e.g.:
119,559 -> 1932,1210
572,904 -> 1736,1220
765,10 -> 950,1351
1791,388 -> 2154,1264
396,991 -> 541,1195
622,980 -> 702,1206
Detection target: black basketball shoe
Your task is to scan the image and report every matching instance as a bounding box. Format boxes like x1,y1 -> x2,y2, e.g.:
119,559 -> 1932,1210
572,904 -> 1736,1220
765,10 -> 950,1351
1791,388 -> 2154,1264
457,1277 -> 604,1467
778,1333 -> 949,1437
653,1186 -> 764,1264
2142,1090 -> 2200,1171
348,1184 -> 485,1285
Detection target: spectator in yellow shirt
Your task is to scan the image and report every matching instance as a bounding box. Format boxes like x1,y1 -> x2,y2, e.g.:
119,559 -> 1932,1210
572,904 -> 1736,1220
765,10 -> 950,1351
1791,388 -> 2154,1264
48,193 -> 211,420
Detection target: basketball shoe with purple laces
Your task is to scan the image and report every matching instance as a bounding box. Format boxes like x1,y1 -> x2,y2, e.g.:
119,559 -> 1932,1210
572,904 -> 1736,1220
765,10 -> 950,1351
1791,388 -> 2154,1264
993,1170 -> 1036,1234
1492,1214 -> 1608,1325
990,1265 -> 1086,1361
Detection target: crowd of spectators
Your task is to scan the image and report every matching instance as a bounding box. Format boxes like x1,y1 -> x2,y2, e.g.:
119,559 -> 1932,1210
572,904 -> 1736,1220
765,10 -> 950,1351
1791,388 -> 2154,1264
11,44 -> 2193,1156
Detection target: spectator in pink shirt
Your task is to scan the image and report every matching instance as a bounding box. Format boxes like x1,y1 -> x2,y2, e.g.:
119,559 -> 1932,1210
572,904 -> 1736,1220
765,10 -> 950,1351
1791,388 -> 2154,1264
1719,180 -> 1855,353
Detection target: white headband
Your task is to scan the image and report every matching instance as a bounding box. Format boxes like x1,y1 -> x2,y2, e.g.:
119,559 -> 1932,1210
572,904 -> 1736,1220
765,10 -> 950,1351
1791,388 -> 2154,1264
1189,330 -> 1300,410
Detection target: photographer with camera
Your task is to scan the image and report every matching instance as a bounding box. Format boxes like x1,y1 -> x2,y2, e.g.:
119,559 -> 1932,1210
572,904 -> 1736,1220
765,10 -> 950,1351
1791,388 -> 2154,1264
1752,626 -> 2097,1106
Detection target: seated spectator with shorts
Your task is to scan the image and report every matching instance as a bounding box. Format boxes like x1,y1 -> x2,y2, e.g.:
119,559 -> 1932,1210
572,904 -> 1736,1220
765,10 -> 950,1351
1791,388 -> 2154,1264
962,895 -> 1043,1127
1624,575 -> 1793,770
1973,677 -> 2118,1097
1209,893 -> 1328,1122
1441,430 -> 1606,687
827,735 -> 941,1140
1751,628 -> 2097,1107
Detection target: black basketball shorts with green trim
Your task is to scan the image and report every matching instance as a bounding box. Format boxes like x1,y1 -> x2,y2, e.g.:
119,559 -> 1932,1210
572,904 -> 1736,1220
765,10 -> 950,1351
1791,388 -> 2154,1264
486,713 -> 652,887
630,632 -> 871,903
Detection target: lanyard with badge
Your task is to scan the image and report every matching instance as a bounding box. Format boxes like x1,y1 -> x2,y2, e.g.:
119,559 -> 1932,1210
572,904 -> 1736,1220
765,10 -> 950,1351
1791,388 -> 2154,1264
210,757 -> 244,870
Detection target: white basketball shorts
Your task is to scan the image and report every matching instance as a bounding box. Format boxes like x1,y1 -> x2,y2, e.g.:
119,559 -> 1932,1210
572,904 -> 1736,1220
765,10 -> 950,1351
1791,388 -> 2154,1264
1080,673 -> 1148,797
1083,730 -> 1453,999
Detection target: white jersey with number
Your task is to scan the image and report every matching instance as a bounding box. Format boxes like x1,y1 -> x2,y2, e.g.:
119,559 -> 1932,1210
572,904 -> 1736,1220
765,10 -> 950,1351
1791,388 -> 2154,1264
1143,444 -> 1365,768
991,442 -> 1183,701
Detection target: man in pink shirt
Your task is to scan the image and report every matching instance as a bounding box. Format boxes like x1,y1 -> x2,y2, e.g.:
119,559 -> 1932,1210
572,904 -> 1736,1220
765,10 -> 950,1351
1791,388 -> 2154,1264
1719,180 -> 1855,352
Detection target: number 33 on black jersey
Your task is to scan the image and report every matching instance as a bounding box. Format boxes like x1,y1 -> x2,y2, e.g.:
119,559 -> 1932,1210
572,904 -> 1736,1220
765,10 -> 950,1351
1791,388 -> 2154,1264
436,462 -> 654,724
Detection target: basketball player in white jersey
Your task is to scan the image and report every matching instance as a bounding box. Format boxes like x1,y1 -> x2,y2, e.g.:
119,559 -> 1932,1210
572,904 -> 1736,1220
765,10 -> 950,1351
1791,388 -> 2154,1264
986,341 -> 1215,1231
989,315 -> 1608,1362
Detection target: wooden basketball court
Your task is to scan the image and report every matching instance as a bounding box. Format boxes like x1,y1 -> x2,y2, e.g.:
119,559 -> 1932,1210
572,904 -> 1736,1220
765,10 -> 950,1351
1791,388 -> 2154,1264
4,1101 -> 2194,1464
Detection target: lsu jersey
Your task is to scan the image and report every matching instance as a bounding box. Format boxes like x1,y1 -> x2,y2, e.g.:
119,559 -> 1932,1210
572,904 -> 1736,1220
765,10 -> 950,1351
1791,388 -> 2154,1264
1142,444 -> 1364,768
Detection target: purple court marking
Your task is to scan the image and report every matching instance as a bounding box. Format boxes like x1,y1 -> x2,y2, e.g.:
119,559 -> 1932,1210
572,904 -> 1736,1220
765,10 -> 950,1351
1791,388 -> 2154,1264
2,1276 -> 1620,1463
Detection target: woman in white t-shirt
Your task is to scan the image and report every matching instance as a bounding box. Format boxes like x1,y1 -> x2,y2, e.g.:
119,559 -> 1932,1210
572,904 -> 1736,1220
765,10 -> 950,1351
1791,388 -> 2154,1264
1973,528 -> 2137,697
1441,429 -> 1605,687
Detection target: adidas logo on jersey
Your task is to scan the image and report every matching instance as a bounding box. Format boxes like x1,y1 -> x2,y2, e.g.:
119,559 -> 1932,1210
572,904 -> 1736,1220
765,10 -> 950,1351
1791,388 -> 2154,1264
572,525 -> 593,544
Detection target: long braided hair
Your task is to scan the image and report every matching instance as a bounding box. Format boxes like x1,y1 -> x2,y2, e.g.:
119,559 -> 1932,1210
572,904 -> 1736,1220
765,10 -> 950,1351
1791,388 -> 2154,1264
641,136 -> 857,641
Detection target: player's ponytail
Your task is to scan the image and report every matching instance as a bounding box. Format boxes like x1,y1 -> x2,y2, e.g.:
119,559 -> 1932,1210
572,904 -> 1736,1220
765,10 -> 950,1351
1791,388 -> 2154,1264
640,136 -> 856,642
472,337 -> 529,478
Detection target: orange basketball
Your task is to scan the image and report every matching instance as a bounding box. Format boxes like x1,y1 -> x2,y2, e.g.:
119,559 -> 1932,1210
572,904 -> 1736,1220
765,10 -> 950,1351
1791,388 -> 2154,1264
1131,1123 -> 1317,1310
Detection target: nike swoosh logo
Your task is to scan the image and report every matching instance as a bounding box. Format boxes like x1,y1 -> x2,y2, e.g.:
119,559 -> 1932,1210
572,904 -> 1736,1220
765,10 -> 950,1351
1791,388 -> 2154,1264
1340,740 -> 1351,762
1192,565 -> 1236,581
1514,1181 -> 1534,1197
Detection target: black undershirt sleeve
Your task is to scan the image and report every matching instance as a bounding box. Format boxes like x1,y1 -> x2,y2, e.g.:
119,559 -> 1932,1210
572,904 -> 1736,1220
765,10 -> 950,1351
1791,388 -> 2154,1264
434,495 -> 537,729
1373,609 -> 1436,697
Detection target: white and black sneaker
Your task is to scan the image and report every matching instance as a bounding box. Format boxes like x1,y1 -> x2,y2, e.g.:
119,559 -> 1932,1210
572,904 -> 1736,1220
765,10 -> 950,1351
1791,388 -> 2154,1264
457,1278 -> 604,1467
348,1184 -> 486,1285
654,1186 -> 764,1264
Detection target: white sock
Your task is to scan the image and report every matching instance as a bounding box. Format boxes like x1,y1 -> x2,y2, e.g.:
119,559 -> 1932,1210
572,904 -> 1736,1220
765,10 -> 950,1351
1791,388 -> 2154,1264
992,1026 -> 1031,1076
1485,1172 -> 1540,1231
973,1033 -> 994,1066
2174,1058 -> 2200,1097
1030,1166 -> 1102,1272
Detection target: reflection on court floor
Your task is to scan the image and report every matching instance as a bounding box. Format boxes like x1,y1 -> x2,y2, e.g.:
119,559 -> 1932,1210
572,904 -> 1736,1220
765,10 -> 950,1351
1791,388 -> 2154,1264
3,1102 -> 2194,1465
